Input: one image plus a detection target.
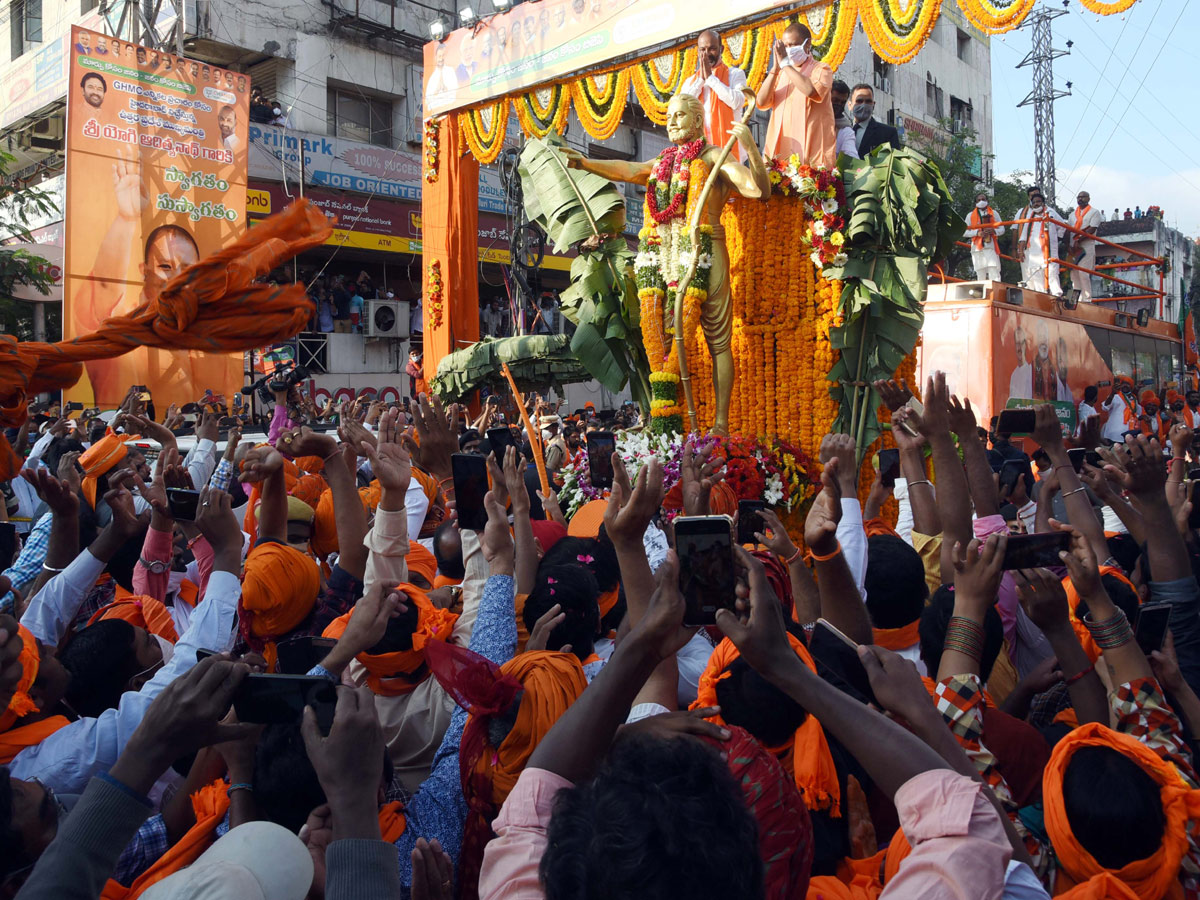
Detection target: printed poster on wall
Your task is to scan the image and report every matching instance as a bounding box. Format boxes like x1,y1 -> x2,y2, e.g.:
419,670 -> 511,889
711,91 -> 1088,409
64,26 -> 250,409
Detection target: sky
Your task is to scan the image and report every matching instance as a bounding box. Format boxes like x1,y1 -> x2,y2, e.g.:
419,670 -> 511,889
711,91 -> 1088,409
988,0 -> 1198,238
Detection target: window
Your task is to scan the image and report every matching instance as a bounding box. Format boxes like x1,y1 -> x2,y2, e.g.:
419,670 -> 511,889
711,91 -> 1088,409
950,95 -> 973,132
956,29 -> 971,64
872,53 -> 891,93
925,77 -> 944,119
81,0 -> 99,13
10,0 -> 42,60
326,87 -> 393,147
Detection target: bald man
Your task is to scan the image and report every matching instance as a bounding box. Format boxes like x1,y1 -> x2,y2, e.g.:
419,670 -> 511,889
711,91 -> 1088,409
680,30 -> 748,161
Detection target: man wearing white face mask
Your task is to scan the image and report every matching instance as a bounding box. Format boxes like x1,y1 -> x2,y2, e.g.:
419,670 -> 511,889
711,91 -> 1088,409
1016,188 -> 1065,296
964,191 -> 1005,282
756,23 -> 835,167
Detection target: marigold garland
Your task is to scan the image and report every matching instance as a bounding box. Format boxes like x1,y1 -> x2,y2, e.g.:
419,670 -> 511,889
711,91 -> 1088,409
631,47 -> 696,125
459,98 -> 509,165
1076,0 -> 1137,12
515,83 -> 570,138
805,0 -> 857,70
955,0 -> 1037,33
423,118 -> 440,184
721,24 -> 775,92
571,69 -> 631,141
859,0 -> 943,65
427,260 -> 445,329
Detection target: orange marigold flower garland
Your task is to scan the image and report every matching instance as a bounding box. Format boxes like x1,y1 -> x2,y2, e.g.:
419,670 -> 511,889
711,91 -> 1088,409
423,118 -> 440,183
427,261 -> 444,329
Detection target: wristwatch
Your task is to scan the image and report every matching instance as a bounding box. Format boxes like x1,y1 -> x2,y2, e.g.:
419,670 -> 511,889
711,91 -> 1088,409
139,556 -> 169,575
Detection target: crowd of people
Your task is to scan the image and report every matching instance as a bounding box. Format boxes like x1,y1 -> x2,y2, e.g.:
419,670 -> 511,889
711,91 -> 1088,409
0,368 -> 1198,899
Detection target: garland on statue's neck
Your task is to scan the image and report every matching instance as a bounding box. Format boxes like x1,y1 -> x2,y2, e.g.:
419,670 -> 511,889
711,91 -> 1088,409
635,138 -> 714,435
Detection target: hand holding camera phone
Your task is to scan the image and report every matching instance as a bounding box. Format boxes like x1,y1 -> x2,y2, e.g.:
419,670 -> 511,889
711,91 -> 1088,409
736,500 -> 766,546
452,453 -> 490,532
586,431 -> 616,490
675,516 -> 736,626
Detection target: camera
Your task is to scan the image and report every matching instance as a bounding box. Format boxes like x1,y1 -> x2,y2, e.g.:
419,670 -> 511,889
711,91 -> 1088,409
242,360 -> 309,405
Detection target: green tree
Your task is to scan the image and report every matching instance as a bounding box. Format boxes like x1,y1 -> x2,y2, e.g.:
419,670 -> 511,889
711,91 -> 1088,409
0,151 -> 59,341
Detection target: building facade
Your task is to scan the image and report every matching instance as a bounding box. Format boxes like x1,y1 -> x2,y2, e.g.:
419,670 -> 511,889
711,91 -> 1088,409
1092,216 -> 1193,324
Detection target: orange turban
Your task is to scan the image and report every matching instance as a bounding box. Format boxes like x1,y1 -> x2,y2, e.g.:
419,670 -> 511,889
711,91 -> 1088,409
1044,722 -> 1200,899
692,635 -> 841,817
661,479 -> 738,518
567,499 -> 607,538
1140,389 -> 1158,407
240,542 -> 320,643
290,473 -> 327,510
425,641 -> 586,900
407,541 -> 437,586
89,595 -> 179,643
1167,389 -> 1184,407
79,432 -> 136,509
293,454 -> 325,474
322,583 -> 458,696
411,467 -> 439,503
1063,566 -> 1137,665
0,625 -> 42,733
309,483 -> 382,558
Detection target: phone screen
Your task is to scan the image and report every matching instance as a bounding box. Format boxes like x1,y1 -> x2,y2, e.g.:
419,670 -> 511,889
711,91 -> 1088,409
233,674 -> 337,735
998,461 -> 1028,496
0,523 -> 17,567
737,500 -> 766,546
1001,532 -> 1071,570
1134,603 -> 1171,656
452,453 -> 490,532
1085,450 -> 1103,469
1188,482 -> 1200,530
166,488 -> 202,521
1067,447 -> 1087,473
276,636 -> 337,675
877,448 -> 901,487
675,516 -> 736,626
809,619 -> 878,707
997,408 -> 1037,435
586,432 -> 617,490
486,427 -> 515,459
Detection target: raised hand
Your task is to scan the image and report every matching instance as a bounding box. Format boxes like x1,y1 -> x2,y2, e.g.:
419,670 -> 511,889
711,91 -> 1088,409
480,491 -> 514,572
526,603 -> 568,654
193,487 -> 240,553
503,445 -> 529,517
239,444 -> 284,484
112,145 -> 149,221
820,433 -> 858,496
950,534 -> 1006,616
947,394 -> 978,440
104,470 -> 143,536
411,838 -> 455,900
1031,403 -> 1064,450
1108,434 -> 1166,503
755,507 -> 798,561
715,546 -> 792,675
604,457 -> 664,550
631,550 -> 694,663
891,408 -> 927,453
858,644 -> 936,723
362,408 -> 412,496
279,425 -> 338,460
411,393 -> 459,479
1012,567 -> 1072,636
23,467 -> 79,517
1048,518 -> 1101,600
680,439 -> 716,517
919,372 -> 952,439
804,458 -> 842,556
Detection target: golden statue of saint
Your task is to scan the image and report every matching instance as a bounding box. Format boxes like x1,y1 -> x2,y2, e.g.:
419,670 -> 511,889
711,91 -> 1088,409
563,92 -> 770,434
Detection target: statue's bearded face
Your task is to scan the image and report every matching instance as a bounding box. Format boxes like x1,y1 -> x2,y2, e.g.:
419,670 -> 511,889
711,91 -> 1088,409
666,98 -> 703,144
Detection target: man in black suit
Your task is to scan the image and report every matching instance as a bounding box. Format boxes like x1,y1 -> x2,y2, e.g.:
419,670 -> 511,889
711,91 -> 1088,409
849,83 -> 902,157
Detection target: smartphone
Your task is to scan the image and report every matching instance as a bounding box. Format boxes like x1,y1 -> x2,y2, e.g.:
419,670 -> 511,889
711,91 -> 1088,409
897,395 -> 924,437
1188,468 -> 1200,482
998,460 -> 1029,496
486,426 -> 516,459
233,673 -> 337,735
0,523 -> 17,568
675,515 -> 736,626
137,392 -> 152,402
586,431 -> 616,490
1085,450 -> 1103,468
1189,481 -> 1200,530
1001,532 -> 1071,570
1134,603 -> 1171,656
276,636 -> 337,675
1067,447 -> 1087,473
166,488 -> 202,521
877,448 -> 901,488
997,408 -> 1037,435
452,453 -> 490,531
737,500 -> 766,546
810,619 -> 878,707
65,401 -> 83,412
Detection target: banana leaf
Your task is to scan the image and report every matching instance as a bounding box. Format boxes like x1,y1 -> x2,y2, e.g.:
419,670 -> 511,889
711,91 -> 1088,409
517,139 -> 651,412
827,148 -> 966,457
430,335 -> 591,402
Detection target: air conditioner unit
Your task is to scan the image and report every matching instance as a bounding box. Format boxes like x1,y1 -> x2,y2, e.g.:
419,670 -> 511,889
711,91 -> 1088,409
366,299 -> 405,338
29,116 -> 64,152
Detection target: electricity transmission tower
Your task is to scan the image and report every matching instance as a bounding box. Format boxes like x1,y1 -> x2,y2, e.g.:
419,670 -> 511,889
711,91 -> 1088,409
1016,2 -> 1071,207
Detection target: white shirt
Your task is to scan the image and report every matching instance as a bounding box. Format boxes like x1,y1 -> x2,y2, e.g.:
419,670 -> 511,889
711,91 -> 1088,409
1019,206 -> 1066,260
835,126 -> 859,159
680,66 -> 748,156
1101,392 -> 1131,442
12,556 -> 241,794
1076,401 -> 1098,438
183,438 -> 217,492
1072,204 -> 1102,240
837,498 -> 868,603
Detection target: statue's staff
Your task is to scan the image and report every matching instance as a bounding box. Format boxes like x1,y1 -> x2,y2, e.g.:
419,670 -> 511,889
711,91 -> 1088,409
674,86 -> 757,433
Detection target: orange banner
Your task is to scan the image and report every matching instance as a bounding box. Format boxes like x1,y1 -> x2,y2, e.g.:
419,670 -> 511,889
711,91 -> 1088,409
64,26 -> 250,409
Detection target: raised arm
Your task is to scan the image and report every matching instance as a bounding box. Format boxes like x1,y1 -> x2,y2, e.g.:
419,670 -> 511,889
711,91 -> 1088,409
921,374 -> 974,583
949,396 -> 1000,520
1031,404 -> 1108,558
562,148 -> 652,186
720,122 -> 770,200
805,458 -> 872,644
284,427 -> 368,580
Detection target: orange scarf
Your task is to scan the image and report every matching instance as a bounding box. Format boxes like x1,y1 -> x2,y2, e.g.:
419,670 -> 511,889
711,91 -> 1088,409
969,206 -> 1000,253
1,625 -> 43,732
699,61 -> 736,151
871,620 -> 920,652
378,800 -> 407,842
693,635 -> 841,816
1044,722 -> 1200,899
0,716 -> 71,764
323,584 -> 459,696
805,829 -> 911,898
90,594 -> 179,643
1074,204 -> 1093,232
101,779 -> 230,900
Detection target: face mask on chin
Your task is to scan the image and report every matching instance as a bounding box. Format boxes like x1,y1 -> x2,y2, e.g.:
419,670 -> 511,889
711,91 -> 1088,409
153,633 -> 175,665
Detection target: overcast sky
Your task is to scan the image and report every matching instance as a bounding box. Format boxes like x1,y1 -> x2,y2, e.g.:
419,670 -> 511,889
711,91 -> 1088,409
989,1 -> 1197,238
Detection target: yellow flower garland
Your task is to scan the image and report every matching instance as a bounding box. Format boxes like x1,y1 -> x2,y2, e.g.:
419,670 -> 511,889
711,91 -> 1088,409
1076,0 -> 1137,13
722,23 -> 775,92
515,84 -> 570,138
571,69 -> 631,141
459,98 -> 509,165
631,47 -> 696,125
955,0 -> 1037,33
805,0 -> 857,70
858,0 -> 943,65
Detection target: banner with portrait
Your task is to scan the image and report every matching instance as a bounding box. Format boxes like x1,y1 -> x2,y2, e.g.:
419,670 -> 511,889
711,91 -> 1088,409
64,26 -> 250,409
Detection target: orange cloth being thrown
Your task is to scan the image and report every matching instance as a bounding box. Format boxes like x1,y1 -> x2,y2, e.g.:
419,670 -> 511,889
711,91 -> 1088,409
0,199 -> 332,481
0,625 -> 71,763
692,634 -> 842,817
1043,722 -> 1200,899
239,541 -> 321,669
323,583 -> 458,696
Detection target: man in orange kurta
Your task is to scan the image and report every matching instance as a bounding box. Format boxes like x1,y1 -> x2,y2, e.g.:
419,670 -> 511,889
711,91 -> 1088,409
756,23 -> 835,167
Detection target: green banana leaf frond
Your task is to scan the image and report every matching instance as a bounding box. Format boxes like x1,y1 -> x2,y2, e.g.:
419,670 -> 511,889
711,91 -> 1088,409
518,137 -> 628,253
430,335 -> 592,402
